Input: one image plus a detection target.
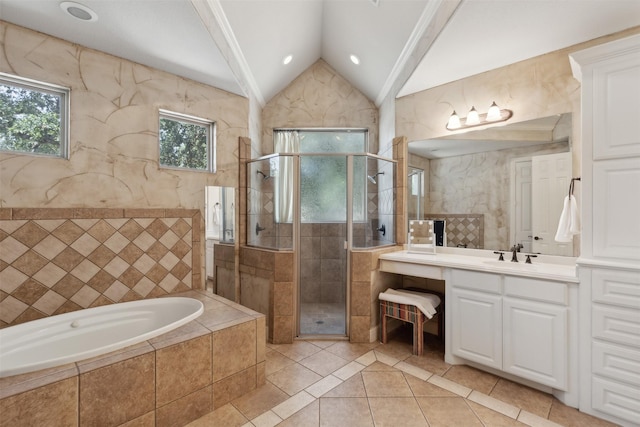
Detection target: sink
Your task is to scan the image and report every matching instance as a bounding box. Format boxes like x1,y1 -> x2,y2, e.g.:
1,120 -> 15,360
483,260 -> 539,271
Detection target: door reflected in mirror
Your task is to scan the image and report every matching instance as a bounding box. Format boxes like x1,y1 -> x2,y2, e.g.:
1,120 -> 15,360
408,113 -> 576,256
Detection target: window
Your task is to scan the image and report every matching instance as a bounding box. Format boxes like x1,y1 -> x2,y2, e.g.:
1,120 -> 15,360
0,73 -> 69,158
159,110 -> 215,172
274,129 -> 368,222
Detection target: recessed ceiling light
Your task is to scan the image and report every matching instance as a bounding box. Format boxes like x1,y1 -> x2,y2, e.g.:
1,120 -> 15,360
283,54 -> 293,65
350,54 -> 360,65
60,2 -> 98,22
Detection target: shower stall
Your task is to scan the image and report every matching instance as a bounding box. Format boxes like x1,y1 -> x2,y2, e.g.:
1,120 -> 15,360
247,152 -> 395,337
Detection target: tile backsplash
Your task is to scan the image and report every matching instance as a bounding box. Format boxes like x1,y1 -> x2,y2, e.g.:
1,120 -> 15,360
0,208 -> 201,328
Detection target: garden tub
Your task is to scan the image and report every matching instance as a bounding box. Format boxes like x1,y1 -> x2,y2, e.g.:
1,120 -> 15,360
0,297 -> 204,378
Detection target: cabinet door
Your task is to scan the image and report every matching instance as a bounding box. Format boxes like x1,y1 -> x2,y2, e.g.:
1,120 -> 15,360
503,297 -> 567,390
451,288 -> 502,369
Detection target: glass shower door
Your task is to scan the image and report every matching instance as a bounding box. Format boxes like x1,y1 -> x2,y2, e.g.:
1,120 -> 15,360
298,155 -> 347,336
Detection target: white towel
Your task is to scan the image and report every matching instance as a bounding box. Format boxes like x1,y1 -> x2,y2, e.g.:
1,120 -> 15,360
213,205 -> 221,225
555,195 -> 581,242
379,288 -> 440,319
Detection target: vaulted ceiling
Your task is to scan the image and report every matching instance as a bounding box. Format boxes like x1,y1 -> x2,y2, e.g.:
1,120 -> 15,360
1,0 -> 639,107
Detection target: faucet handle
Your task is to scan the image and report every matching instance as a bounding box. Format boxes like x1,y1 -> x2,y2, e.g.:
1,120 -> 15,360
525,254 -> 538,264
493,251 -> 505,261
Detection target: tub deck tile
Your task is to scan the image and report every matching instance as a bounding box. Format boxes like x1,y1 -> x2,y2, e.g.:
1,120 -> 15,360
76,341 -> 154,374
0,362 -> 78,400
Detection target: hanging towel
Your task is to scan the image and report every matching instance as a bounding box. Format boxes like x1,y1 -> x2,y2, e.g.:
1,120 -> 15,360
555,195 -> 581,242
378,288 -> 440,319
212,204 -> 221,225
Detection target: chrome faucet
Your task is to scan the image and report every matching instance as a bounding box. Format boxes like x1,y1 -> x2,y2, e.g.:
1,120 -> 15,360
510,243 -> 523,262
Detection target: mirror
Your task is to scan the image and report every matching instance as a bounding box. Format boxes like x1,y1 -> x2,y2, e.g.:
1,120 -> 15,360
205,186 -> 235,293
408,113 -> 575,256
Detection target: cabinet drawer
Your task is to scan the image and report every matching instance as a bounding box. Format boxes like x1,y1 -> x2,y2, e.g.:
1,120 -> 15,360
593,341 -> 640,386
593,304 -> 640,348
592,376 -> 640,425
450,269 -> 501,294
592,268 -> 640,309
504,276 -> 567,305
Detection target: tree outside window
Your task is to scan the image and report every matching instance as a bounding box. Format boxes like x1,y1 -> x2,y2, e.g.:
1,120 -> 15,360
159,110 -> 215,172
0,74 -> 68,158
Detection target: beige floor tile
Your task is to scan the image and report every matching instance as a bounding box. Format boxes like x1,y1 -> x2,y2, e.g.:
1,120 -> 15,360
298,350 -> 349,376
332,360 -> 365,380
404,353 -> 451,376
322,374 -> 367,398
404,373 -> 457,397
467,391 -> 520,419
305,375 -> 343,398
305,340 -> 341,349
277,399 -> 319,427
443,364 -> 499,395
251,410 -> 283,427
232,382 -> 289,420
267,363 -> 323,396
319,397 -> 374,427
416,396 -> 483,427
361,371 -> 413,397
368,397 -> 428,427
354,350 -> 377,366
272,391 -> 316,420
186,403 -> 248,427
547,400 -> 619,427
490,379 -> 553,419
466,401 -> 527,426
363,360 -> 397,372
374,338 -> 413,361
324,341 -> 379,361
265,348 -> 296,376
373,350 -> 401,367
427,374 -> 472,397
517,410 -> 564,427
395,360 -> 432,381
270,341 -> 322,362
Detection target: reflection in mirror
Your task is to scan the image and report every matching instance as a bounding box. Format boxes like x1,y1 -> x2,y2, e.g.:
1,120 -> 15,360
408,113 -> 575,256
408,166 -> 424,221
205,186 -> 235,289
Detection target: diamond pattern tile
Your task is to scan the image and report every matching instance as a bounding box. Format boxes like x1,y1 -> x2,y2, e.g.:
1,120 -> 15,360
425,214 -> 484,249
0,210 -> 198,328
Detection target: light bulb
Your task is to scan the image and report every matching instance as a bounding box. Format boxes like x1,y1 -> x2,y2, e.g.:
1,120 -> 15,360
486,102 -> 502,121
466,107 -> 480,125
447,111 -> 461,129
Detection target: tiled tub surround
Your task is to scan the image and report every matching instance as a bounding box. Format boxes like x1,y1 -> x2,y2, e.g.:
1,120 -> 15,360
0,290 -> 266,427
0,208 -> 201,328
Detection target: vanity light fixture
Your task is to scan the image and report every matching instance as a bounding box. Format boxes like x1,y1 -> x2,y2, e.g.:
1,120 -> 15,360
446,102 -> 513,131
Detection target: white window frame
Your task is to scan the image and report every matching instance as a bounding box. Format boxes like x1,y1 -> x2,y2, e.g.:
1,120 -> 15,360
158,109 -> 216,173
0,72 -> 70,159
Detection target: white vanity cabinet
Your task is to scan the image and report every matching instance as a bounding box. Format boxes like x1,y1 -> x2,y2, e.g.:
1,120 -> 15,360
450,270 -> 503,369
571,33 -> 640,426
448,269 -> 570,390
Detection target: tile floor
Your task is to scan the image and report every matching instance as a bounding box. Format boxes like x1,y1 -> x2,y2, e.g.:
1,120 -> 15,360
187,328 -> 618,427
299,303 -> 346,335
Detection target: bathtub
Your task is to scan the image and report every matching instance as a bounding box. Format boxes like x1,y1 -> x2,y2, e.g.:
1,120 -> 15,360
0,297 -> 204,378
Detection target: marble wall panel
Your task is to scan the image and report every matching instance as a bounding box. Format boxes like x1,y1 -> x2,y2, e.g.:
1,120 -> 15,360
0,22 -> 249,292
261,59 -> 378,156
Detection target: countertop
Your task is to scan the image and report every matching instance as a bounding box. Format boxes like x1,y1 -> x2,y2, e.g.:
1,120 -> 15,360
379,247 -> 579,283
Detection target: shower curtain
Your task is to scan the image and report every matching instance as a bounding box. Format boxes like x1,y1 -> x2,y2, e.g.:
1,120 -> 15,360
274,131 -> 300,223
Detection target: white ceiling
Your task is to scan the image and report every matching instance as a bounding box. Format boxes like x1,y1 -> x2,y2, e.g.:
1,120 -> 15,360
1,0 -> 639,107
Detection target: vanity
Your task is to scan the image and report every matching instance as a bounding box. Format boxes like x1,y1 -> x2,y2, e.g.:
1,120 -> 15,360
379,248 -> 579,405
